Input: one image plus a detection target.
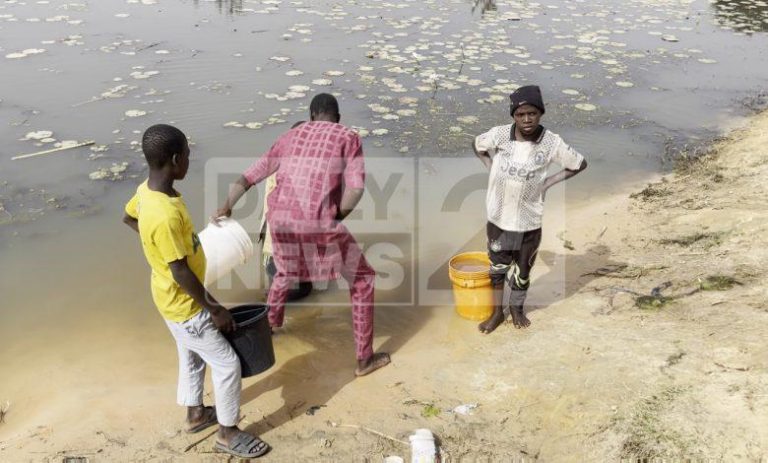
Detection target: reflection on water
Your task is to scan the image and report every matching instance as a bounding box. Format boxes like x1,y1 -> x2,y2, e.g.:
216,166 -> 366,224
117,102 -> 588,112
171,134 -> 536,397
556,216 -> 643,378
712,0 -> 768,34
192,0 -> 244,15
471,0 -> 497,16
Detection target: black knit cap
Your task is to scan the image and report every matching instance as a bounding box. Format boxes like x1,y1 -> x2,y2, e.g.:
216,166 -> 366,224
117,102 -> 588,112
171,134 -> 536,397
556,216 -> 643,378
510,85 -> 545,115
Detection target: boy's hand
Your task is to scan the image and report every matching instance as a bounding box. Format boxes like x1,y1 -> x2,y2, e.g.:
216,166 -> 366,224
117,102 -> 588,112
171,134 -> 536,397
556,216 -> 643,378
211,206 -> 232,226
209,306 -> 237,333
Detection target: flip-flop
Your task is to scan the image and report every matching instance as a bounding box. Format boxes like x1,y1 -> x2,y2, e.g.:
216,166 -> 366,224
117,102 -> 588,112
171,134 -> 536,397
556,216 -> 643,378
185,406 -> 217,434
355,352 -> 391,377
214,431 -> 271,458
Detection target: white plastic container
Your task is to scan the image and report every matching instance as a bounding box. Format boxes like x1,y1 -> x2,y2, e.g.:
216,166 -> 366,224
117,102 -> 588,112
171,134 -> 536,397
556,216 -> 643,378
409,428 -> 437,463
198,218 -> 254,286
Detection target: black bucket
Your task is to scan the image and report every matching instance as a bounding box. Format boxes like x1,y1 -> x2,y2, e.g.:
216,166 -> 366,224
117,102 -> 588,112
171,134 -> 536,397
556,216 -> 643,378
225,305 -> 275,378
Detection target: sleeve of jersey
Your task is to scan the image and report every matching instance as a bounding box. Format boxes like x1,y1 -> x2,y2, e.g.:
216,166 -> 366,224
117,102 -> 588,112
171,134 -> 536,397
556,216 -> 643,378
124,191 -> 139,219
552,137 -> 585,170
152,213 -> 189,264
474,127 -> 499,157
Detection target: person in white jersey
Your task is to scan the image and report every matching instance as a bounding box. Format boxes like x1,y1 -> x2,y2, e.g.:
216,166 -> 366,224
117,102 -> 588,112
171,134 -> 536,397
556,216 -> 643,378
473,85 -> 588,333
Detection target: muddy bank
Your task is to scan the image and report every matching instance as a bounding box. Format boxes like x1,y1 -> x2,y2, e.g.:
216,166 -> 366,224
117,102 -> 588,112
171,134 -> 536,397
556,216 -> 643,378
1,109 -> 766,461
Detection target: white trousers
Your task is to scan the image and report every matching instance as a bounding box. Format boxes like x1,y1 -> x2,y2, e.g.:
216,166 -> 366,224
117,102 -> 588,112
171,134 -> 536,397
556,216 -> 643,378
165,309 -> 241,427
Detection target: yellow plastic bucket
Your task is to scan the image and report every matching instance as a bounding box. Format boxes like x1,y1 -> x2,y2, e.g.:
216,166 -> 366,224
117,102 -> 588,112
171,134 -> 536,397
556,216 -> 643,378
448,251 -> 493,321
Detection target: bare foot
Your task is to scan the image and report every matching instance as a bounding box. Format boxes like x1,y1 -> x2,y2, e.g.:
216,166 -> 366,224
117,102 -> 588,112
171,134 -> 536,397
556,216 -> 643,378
355,352 -> 391,377
511,306 -> 530,329
185,405 -> 217,434
478,308 -> 505,334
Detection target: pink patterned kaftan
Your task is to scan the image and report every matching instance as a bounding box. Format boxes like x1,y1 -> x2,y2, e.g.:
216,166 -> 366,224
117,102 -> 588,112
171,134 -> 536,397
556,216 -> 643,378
242,121 -> 375,361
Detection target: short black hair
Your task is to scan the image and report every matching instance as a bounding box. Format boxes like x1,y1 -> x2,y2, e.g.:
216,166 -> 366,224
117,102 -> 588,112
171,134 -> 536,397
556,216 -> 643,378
142,124 -> 187,169
309,93 -> 339,118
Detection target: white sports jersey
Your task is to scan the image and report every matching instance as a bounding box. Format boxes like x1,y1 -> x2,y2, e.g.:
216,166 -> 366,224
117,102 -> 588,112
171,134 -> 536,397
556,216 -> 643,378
475,124 -> 584,232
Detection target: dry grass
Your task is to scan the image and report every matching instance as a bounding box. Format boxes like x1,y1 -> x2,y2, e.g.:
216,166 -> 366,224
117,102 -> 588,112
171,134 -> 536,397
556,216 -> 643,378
658,231 -> 725,248
618,386 -> 693,460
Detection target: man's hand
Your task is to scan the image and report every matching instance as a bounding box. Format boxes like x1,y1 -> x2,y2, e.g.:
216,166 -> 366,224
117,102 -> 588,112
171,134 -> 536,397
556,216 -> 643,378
212,175 -> 253,226
338,187 -> 364,222
209,306 -> 237,333
210,206 -> 232,226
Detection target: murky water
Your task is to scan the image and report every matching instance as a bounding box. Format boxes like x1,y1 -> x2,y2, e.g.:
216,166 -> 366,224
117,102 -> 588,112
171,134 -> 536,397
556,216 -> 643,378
1,0 -> 768,441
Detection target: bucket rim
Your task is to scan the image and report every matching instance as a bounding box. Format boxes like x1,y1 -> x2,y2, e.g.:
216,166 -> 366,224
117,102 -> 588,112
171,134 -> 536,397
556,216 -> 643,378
228,304 -> 269,329
448,251 -> 490,279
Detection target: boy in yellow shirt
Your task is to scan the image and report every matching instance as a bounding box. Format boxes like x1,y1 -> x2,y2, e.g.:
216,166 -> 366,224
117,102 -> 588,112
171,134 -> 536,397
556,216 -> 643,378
123,124 -> 269,458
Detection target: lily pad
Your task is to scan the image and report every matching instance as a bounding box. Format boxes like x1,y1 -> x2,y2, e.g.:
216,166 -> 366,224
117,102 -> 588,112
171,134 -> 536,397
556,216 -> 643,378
25,131 -> 54,140
574,103 -> 597,111
125,110 -> 147,118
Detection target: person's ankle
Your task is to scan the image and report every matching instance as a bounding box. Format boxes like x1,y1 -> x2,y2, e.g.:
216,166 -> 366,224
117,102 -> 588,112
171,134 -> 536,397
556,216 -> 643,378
218,425 -> 238,439
187,405 -> 204,420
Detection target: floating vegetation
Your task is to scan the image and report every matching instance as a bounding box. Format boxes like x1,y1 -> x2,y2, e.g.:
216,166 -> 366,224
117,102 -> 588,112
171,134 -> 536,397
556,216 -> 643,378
124,109 -> 147,118
101,84 -> 138,99
456,115 -> 479,124
575,103 -> 597,111
5,48 -> 45,59
89,162 -> 129,181
712,0 -> 768,35
4,0 -> 768,229
24,131 -> 54,141
129,70 -> 159,80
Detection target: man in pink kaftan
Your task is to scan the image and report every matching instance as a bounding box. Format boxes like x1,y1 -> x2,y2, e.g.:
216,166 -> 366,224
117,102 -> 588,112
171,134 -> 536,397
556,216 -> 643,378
216,94 -> 390,377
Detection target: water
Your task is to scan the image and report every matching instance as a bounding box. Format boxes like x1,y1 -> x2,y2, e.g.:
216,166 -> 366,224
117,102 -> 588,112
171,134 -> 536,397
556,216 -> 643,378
1,0 -> 768,441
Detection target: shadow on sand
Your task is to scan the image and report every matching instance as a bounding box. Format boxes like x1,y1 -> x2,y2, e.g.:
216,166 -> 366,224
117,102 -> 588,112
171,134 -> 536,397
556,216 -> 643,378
240,245 -> 430,435
527,244 -> 624,313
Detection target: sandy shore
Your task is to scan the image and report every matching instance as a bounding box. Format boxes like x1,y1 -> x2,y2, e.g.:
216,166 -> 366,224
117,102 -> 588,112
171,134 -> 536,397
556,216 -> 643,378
2,111 -> 767,461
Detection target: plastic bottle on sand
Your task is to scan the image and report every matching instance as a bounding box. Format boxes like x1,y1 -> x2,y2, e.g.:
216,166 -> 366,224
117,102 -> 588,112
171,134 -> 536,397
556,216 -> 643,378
409,428 -> 437,463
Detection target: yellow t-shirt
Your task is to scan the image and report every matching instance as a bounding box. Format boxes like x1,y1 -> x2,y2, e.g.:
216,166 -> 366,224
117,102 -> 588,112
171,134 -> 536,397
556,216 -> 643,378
125,181 -> 206,322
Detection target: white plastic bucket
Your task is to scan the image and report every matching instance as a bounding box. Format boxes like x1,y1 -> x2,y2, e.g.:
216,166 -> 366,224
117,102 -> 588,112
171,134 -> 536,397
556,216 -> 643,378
198,218 -> 254,286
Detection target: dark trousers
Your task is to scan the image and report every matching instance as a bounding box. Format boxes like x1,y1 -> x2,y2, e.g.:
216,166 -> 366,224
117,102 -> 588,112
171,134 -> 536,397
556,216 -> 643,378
486,222 -> 542,309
